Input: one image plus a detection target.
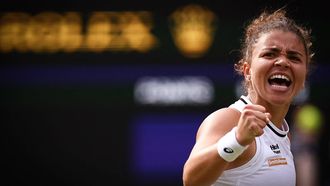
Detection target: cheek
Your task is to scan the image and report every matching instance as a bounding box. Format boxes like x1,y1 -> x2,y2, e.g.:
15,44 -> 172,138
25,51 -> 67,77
250,64 -> 268,82
295,68 -> 307,87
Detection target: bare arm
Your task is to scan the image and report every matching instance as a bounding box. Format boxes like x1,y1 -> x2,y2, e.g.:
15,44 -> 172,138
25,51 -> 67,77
182,108 -> 240,186
183,104 -> 271,186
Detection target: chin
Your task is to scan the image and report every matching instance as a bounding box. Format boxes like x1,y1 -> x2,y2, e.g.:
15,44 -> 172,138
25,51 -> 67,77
267,95 -> 292,106
265,85 -> 295,104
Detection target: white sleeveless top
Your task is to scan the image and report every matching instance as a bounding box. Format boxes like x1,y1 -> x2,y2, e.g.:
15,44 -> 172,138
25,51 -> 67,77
212,95 -> 296,186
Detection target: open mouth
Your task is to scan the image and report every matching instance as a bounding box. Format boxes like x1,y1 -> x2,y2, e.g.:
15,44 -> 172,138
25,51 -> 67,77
268,74 -> 292,87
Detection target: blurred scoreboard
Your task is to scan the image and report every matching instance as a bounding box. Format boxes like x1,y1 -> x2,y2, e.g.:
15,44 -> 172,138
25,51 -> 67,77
0,2 -> 237,185
0,3 -> 221,59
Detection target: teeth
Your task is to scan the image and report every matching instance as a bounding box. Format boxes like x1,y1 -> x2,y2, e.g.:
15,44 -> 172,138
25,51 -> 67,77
270,74 -> 290,82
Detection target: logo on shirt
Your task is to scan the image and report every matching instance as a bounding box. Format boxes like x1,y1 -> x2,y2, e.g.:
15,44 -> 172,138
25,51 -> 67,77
268,157 -> 288,166
270,144 -> 281,154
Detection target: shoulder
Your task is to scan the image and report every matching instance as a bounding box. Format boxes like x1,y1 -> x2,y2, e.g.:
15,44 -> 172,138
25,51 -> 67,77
196,107 -> 241,142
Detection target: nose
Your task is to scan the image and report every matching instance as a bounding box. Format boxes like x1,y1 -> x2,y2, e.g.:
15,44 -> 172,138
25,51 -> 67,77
274,57 -> 290,68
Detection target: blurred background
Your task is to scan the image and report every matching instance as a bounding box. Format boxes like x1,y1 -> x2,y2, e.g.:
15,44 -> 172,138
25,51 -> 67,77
1,0 -> 329,185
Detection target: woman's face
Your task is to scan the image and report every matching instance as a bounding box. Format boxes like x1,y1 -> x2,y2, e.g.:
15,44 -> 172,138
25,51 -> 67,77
244,30 -> 307,106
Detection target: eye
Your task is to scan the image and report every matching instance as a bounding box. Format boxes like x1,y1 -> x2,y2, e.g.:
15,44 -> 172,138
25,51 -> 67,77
288,55 -> 302,63
261,52 -> 276,59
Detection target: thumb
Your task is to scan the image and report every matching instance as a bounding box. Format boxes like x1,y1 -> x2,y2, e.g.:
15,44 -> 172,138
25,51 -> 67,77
265,112 -> 271,123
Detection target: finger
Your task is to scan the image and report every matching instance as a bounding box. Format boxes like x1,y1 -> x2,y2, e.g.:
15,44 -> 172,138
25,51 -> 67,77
239,111 -> 267,131
246,109 -> 270,125
265,112 -> 271,123
243,104 -> 266,113
251,124 -> 264,136
255,111 -> 271,124
243,104 -> 272,122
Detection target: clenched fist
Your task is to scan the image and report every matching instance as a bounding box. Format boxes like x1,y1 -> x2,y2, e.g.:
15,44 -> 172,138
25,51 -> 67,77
235,104 -> 271,146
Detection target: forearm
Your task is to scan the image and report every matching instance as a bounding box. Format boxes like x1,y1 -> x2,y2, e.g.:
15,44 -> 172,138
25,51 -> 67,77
182,145 -> 229,186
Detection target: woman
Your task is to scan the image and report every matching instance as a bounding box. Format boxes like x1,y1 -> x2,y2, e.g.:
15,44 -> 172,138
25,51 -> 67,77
182,8 -> 313,186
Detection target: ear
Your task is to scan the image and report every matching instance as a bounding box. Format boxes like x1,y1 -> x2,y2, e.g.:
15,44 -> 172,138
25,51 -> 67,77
243,62 -> 251,81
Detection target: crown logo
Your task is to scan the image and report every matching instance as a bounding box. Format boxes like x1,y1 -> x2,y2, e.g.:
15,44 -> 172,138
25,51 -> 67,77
169,4 -> 216,58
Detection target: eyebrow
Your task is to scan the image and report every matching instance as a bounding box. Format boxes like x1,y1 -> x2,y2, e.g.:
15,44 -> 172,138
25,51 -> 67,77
286,50 -> 304,57
263,47 -> 304,57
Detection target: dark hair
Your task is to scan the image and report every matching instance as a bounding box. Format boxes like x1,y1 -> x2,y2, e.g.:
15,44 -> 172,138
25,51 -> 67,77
234,8 -> 314,76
